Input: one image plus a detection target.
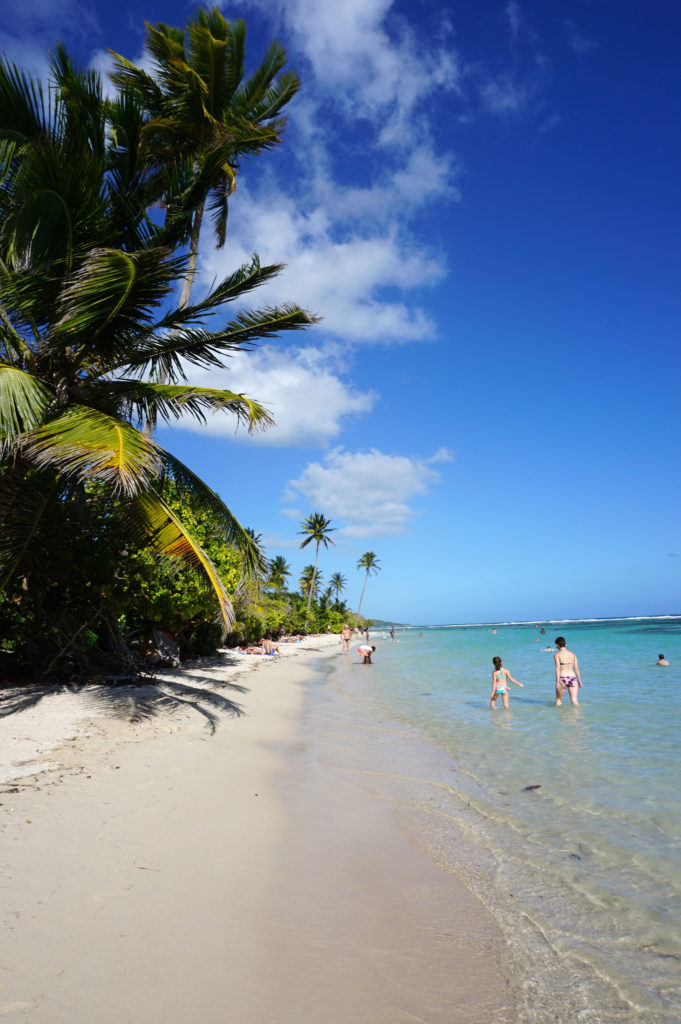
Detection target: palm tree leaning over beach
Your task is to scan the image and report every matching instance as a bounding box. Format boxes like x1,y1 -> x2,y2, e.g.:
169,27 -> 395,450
298,513 -> 335,632
110,6 -> 300,313
0,50 -> 316,634
354,552 -> 381,629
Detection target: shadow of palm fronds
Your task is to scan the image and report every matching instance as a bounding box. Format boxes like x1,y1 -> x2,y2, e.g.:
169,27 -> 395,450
98,679 -> 244,734
0,676 -> 245,735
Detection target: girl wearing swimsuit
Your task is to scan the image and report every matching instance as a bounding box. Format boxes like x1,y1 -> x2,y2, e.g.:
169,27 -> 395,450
554,636 -> 582,706
490,656 -> 524,709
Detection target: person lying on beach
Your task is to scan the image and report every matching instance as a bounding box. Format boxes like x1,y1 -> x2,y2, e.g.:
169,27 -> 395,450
357,644 -> 375,664
656,654 -> 670,666
554,637 -> 582,705
490,656 -> 524,709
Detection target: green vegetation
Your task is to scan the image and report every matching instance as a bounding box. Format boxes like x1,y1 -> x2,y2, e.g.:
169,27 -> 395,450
0,9 -> 381,681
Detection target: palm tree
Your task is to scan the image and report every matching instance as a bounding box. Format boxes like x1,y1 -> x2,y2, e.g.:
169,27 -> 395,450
354,552 -> 381,628
298,512 -> 335,632
0,51 -> 316,639
268,555 -> 291,592
299,565 -> 322,601
110,6 -> 300,311
329,571 -> 347,608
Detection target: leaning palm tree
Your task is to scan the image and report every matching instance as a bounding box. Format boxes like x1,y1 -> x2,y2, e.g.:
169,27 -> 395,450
268,555 -> 291,592
298,512 -> 335,632
0,50 -> 316,641
110,6 -> 300,311
329,571 -> 347,608
354,552 -> 381,628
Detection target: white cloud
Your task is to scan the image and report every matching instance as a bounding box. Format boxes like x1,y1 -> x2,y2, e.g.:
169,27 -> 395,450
199,187 -> 443,345
241,0 -> 461,144
284,447 -> 448,537
172,346 -> 376,447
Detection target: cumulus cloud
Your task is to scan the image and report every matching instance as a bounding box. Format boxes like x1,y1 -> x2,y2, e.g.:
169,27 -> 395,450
199,188 -> 443,345
284,447 -> 449,537
171,346 -> 376,447
240,0 -> 461,145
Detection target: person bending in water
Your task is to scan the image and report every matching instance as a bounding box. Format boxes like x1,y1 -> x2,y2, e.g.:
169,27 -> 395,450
490,656 -> 524,709
357,644 -> 375,664
554,636 -> 582,706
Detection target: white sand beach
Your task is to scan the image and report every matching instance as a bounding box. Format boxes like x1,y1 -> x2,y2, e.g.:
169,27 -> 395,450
0,636 -> 514,1023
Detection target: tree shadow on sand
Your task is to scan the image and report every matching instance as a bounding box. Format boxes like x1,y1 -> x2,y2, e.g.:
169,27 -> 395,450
0,672 -> 247,735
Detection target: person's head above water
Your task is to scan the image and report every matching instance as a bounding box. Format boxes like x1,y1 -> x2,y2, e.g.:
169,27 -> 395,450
492,656 -> 502,670
555,636 -> 566,648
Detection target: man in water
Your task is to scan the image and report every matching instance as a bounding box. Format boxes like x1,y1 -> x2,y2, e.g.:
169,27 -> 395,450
656,653 -> 670,666
341,624 -> 352,654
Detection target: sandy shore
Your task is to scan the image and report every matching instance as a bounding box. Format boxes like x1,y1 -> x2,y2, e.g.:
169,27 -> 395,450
0,636 -> 514,1022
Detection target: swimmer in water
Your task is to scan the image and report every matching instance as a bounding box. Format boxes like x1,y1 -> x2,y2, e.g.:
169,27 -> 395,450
490,656 -> 524,709
554,636 -> 582,706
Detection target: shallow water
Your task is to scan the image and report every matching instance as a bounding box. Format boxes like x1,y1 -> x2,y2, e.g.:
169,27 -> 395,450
318,618 -> 681,1023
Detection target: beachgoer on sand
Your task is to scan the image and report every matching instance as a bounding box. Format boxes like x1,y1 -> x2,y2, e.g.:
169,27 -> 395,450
341,624 -> 352,654
554,637 -> 582,706
357,644 -> 375,664
490,656 -> 524,709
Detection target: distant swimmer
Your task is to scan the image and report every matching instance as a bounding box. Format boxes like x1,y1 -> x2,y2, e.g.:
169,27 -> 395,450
490,656 -> 524,709
656,654 -> 670,666
554,637 -> 582,706
357,644 -> 375,664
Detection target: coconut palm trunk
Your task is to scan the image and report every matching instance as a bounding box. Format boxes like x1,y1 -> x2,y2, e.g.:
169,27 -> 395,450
304,544 -> 320,632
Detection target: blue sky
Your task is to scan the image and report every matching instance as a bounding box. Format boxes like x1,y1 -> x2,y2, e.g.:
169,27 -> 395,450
2,0 -> 679,623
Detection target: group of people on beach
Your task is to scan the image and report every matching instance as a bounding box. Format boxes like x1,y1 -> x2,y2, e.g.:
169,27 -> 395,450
491,636 -> 582,708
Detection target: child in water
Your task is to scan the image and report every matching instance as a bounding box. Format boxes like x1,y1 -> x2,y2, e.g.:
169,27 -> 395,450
490,656 -> 524,709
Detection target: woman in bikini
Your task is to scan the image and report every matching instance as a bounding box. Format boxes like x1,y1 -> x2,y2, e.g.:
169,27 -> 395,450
490,656 -> 524,709
554,636 -> 582,706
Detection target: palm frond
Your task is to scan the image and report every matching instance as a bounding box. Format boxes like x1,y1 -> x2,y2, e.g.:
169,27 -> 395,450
152,253 -> 285,330
0,364 -> 53,441
21,406 -> 162,494
134,487 -> 234,630
159,448 -> 268,579
92,378 -> 273,430
0,58 -> 49,144
120,303 -> 319,378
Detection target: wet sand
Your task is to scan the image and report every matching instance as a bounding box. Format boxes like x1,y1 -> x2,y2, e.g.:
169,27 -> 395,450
0,637 -> 514,1022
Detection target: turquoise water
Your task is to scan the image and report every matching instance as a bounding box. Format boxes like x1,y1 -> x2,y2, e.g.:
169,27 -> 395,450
322,618 -> 681,1023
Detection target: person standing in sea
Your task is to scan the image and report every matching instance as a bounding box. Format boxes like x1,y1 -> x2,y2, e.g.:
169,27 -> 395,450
341,624 -> 352,654
554,636 -> 583,706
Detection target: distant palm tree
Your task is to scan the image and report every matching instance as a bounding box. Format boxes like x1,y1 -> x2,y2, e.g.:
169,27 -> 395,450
268,555 -> 291,592
299,564 -> 322,600
354,552 -> 380,628
329,571 -> 347,608
298,512 -> 335,631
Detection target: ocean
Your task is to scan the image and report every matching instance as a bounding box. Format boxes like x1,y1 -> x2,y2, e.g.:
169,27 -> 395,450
310,617 -> 681,1023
